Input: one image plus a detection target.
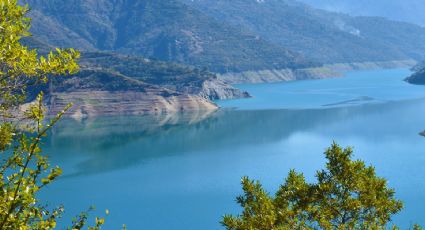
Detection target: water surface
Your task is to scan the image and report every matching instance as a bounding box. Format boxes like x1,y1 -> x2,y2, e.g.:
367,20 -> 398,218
41,68 -> 425,229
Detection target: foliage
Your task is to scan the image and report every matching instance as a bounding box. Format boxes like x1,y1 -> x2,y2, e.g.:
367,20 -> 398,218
0,0 -> 106,229
222,143 -> 407,230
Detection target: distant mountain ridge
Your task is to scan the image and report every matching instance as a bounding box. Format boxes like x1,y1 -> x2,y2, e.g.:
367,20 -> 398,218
298,0 -> 425,26
181,0 -> 425,64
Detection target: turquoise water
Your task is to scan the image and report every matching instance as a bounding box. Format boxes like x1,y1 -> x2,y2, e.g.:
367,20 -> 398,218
41,68 -> 425,229
218,68 -> 423,109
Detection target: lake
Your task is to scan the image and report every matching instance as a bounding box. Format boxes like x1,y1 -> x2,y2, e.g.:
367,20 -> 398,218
41,68 -> 425,229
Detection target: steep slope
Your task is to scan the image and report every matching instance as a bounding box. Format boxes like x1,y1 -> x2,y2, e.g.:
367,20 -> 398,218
23,0 -> 314,73
298,0 -> 425,26
181,0 -> 425,63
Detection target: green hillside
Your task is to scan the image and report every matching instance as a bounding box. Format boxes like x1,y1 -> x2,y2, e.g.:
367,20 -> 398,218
23,0 -> 314,73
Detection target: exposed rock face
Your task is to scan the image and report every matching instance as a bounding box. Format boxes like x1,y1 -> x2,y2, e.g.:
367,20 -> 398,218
163,79 -> 251,100
325,60 -> 417,72
199,80 -> 251,100
220,60 -> 416,84
48,90 -> 218,119
218,68 -> 339,84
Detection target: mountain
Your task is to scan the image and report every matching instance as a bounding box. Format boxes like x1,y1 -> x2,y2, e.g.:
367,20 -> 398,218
23,0 -> 314,73
180,0 -> 425,63
298,0 -> 425,26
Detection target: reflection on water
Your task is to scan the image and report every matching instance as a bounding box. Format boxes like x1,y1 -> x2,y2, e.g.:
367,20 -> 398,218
47,99 -> 424,177
42,98 -> 425,229
47,110 -> 217,177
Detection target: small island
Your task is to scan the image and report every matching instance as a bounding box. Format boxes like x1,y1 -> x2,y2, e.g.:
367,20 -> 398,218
420,131 -> 425,137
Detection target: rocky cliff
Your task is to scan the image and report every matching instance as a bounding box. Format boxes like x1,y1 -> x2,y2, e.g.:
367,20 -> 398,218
49,91 -> 217,119
45,70 -> 218,118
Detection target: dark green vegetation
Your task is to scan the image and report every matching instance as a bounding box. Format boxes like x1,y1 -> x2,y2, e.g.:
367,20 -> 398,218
182,0 -> 425,64
23,0 -> 314,73
223,143 -> 418,229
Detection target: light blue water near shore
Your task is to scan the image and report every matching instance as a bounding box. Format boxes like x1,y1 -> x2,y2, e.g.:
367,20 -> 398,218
218,68 -> 423,109
41,68 -> 425,229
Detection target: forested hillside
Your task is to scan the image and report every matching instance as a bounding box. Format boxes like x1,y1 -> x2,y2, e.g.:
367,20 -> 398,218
182,0 -> 425,63
23,0 -> 314,73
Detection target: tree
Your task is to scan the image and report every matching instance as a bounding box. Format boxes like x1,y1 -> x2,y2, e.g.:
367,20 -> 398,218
222,143 -> 406,230
0,0 -> 105,229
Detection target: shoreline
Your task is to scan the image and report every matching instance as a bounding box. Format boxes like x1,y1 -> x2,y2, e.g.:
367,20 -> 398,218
218,59 -> 417,84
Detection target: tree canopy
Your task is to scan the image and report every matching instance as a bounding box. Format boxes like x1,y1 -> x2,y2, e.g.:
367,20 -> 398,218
222,143 -> 408,230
